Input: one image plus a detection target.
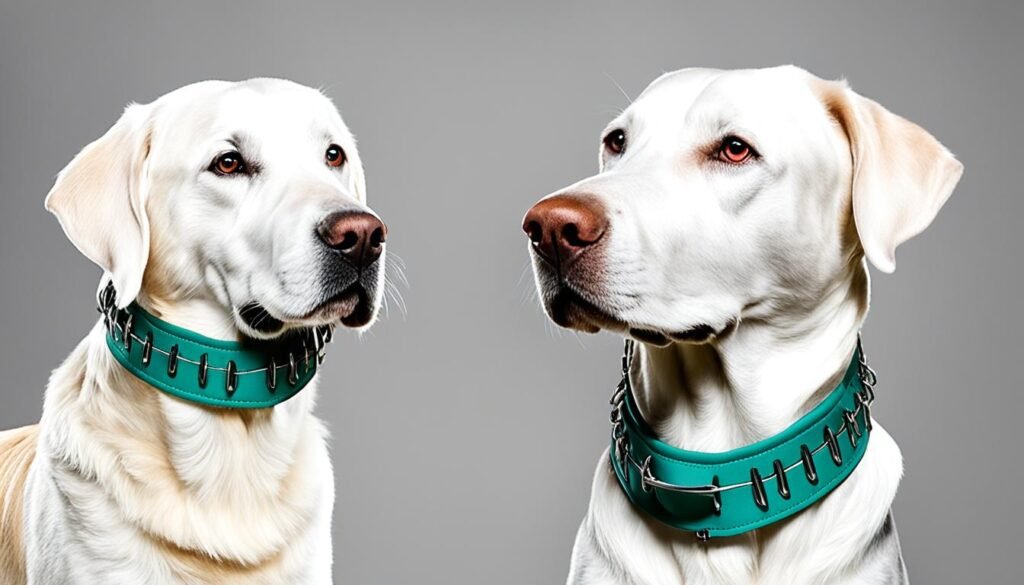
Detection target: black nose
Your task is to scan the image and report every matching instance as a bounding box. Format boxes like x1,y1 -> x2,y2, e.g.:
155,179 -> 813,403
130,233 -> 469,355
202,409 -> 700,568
316,210 -> 387,269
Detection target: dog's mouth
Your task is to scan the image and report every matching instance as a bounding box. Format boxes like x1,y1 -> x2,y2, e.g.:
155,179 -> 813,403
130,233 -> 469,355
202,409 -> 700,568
237,283 -> 377,337
306,283 -> 376,328
547,287 -> 626,334
546,286 -> 722,346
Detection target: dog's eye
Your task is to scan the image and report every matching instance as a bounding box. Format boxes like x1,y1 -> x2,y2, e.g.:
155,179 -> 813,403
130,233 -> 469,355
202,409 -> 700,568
603,129 -> 626,156
325,144 -> 347,168
210,151 -> 247,176
717,136 -> 756,164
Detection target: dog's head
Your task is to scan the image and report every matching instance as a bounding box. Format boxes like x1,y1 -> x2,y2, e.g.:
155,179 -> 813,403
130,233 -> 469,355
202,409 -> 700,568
523,66 -> 962,344
46,78 -> 386,338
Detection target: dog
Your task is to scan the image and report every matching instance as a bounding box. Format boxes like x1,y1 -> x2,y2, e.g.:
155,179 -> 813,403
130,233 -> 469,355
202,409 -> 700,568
523,66 -> 962,584
0,78 -> 387,584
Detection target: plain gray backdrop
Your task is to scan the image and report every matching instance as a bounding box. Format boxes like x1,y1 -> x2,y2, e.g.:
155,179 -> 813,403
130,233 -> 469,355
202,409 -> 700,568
1,1 -> 1021,583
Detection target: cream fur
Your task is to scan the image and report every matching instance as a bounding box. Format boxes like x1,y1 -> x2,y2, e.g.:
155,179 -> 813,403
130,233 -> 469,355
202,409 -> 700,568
1,78 -> 385,584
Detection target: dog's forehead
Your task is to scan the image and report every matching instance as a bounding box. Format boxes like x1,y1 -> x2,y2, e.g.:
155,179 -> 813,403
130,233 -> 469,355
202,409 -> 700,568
623,66 -> 824,135
154,79 -> 351,144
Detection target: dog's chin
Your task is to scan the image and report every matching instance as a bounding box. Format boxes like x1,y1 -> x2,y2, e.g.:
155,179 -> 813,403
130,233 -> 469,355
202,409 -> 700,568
236,284 -> 378,339
543,288 -> 726,347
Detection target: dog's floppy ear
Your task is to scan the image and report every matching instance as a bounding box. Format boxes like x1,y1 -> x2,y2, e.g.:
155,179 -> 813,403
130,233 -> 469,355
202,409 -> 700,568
819,81 -> 963,273
45,103 -> 154,307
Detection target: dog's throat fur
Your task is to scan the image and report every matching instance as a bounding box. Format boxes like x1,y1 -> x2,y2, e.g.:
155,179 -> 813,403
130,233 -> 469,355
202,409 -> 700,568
98,284 -> 335,409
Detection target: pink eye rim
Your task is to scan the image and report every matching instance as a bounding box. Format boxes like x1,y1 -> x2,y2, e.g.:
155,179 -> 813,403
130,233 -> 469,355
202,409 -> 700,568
716,135 -> 756,164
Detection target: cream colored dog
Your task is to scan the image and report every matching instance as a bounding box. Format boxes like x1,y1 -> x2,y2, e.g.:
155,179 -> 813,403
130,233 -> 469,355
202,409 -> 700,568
524,66 -> 962,584
0,78 -> 387,584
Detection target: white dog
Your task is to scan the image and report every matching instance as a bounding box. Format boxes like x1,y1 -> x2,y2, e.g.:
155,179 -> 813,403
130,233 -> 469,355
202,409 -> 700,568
0,78 -> 387,584
523,66 -> 962,584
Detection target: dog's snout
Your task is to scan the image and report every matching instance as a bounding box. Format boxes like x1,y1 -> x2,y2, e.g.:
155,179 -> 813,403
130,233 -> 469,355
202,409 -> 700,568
522,194 -> 608,266
317,210 -> 387,268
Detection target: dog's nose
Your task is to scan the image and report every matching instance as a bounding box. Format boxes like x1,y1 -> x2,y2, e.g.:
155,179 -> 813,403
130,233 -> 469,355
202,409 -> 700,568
522,194 -> 608,265
317,210 -> 387,268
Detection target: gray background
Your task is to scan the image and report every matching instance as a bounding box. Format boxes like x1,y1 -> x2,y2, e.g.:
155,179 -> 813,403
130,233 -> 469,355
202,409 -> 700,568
1,1 -> 1021,583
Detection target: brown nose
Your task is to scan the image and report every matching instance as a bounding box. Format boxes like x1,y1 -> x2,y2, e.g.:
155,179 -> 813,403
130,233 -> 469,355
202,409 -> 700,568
522,194 -> 608,266
317,210 -> 387,269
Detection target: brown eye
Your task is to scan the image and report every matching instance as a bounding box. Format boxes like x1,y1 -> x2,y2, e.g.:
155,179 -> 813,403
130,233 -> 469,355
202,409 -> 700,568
718,136 -> 755,164
325,144 -> 346,168
210,151 -> 246,176
603,129 -> 626,155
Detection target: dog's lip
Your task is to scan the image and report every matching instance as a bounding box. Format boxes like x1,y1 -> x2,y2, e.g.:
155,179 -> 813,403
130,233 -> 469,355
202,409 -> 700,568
548,287 -> 628,334
236,284 -> 375,336
546,286 -> 722,345
304,285 -> 363,320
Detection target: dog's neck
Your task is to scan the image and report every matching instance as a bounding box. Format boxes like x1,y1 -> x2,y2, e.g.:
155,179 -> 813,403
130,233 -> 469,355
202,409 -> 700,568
140,293 -> 245,341
58,292 -> 326,563
630,264 -> 869,453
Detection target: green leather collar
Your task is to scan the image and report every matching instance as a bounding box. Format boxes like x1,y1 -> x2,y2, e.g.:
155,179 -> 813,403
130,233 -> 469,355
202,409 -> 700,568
100,284 -> 332,409
609,338 -> 877,541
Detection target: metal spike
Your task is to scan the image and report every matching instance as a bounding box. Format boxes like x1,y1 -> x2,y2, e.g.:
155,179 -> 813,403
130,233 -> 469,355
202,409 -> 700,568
198,354 -> 209,388
167,344 -> 179,377
225,360 -> 237,394
639,456 -> 655,493
773,460 -> 791,499
288,353 -> 298,385
266,357 -> 277,390
323,326 -> 333,344
824,427 -> 842,466
750,468 -> 769,511
123,314 -> 134,351
141,332 -> 153,366
800,444 -> 818,485
843,410 -> 860,448
857,393 -> 874,431
711,475 -> 722,515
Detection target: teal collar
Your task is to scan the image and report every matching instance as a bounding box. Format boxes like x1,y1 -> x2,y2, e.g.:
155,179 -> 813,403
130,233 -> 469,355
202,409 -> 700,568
99,284 -> 332,409
610,338 -> 877,541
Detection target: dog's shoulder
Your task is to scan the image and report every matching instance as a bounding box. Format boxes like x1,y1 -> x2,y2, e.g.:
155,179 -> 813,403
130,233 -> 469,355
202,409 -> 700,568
0,424 -> 39,585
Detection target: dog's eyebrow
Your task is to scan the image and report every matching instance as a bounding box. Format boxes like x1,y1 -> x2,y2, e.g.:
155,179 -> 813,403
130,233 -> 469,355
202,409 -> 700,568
228,132 -> 259,153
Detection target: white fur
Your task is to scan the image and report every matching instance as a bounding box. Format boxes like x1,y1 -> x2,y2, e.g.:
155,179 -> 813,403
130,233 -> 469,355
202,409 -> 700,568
527,66 -> 961,584
7,78 -> 385,584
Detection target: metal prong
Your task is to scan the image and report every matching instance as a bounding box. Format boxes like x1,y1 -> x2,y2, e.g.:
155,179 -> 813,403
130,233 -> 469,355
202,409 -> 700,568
773,459 -> 790,500
123,314 -> 134,351
225,360 -> 237,394
857,392 -> 874,431
801,444 -> 818,485
824,427 -> 842,466
287,353 -> 298,385
141,332 -> 153,366
302,335 -> 311,370
843,410 -> 860,448
751,468 -> 769,511
695,529 -> 711,543
639,456 -> 655,493
167,344 -> 179,377
323,326 -> 333,344
267,357 -> 277,390
198,354 -> 209,388
711,475 -> 722,515
315,328 -> 326,365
